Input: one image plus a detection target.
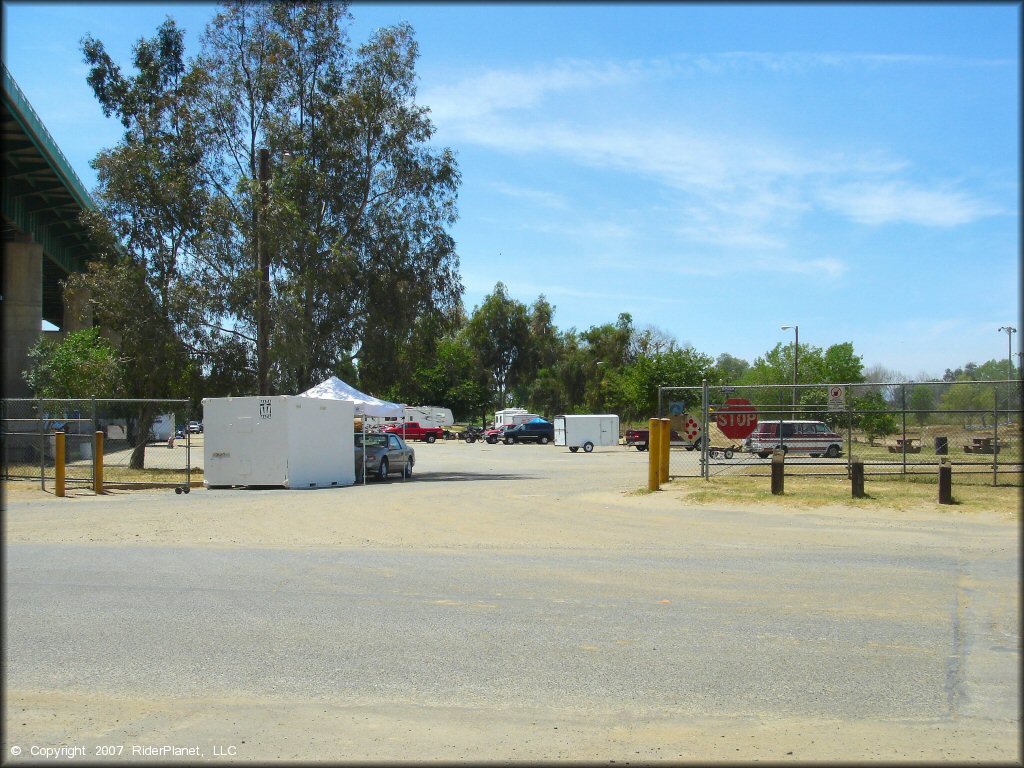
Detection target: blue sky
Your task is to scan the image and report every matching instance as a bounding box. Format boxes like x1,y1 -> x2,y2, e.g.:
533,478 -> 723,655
3,2 -> 1019,380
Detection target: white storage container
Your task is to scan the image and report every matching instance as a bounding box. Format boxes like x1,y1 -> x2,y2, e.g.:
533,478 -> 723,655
554,414 -> 620,453
203,395 -> 355,489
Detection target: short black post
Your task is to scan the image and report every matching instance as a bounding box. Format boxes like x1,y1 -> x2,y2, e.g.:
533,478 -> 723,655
851,458 -> 865,498
771,449 -> 785,495
938,460 -> 953,504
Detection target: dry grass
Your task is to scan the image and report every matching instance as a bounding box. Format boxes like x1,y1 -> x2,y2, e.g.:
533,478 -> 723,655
663,474 -> 1022,517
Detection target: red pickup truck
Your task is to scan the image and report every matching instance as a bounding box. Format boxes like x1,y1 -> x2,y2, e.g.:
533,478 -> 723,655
624,427 -> 703,452
382,421 -> 443,443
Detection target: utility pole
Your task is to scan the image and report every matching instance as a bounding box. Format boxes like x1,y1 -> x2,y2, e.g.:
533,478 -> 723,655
257,148 -> 271,396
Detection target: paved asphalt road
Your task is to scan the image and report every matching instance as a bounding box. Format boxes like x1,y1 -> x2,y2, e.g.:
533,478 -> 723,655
3,442 -> 1020,761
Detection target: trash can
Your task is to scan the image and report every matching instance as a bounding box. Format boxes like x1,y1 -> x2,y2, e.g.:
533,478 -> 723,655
934,436 -> 948,455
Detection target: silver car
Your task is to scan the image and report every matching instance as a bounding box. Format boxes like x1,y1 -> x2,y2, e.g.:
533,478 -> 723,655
354,432 -> 415,481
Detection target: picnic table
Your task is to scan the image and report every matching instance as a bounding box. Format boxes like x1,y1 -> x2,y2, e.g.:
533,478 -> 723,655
888,438 -> 922,454
963,436 -> 1000,454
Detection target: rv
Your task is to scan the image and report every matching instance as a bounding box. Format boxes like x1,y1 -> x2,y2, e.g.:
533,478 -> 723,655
400,405 -> 454,430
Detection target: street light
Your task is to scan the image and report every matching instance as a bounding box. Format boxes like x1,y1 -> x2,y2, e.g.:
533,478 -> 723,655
780,324 -> 798,416
998,326 -> 1017,412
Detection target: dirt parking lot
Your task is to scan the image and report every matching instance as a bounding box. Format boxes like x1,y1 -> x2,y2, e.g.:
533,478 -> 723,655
3,440 -> 1020,762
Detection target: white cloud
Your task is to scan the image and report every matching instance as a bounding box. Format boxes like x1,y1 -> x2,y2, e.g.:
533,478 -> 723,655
817,181 -> 1000,227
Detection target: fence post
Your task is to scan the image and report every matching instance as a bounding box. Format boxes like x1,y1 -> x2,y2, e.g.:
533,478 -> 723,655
38,398 -> 44,491
94,431 -> 104,495
851,457 -> 865,498
659,417 -> 670,483
701,378 -> 709,480
993,388 -> 998,487
938,459 -> 952,504
771,448 -> 785,495
846,387 -> 852,477
901,383 -> 907,476
91,397 -> 97,487
647,417 -> 660,491
55,431 -> 65,497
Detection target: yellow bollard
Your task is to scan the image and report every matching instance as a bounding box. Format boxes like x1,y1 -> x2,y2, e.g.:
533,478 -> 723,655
94,431 -> 104,495
659,417 -> 671,484
647,417 -> 661,491
55,431 -> 65,497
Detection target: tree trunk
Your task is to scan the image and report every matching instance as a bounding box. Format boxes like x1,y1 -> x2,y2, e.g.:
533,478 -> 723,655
129,402 -> 159,470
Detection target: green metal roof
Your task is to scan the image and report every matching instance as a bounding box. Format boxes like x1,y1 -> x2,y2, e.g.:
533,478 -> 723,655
2,63 -> 98,324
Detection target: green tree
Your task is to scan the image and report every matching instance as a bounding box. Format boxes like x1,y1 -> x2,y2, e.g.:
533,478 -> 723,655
78,19 -> 204,466
464,283 -> 532,409
908,384 -> 937,427
714,353 -> 749,383
853,391 -> 899,445
23,328 -> 123,398
614,347 -> 715,422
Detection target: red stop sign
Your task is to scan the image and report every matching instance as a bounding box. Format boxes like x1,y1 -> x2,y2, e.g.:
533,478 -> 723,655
717,398 -> 758,439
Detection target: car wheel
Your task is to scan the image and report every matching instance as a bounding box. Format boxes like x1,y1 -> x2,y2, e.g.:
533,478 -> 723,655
636,444 -> 647,452
569,446 -> 579,453
758,452 -> 770,459
425,434 -> 436,444
377,457 -> 389,481
403,460 -> 413,478
825,444 -> 840,458
583,441 -> 594,453
724,448 -> 734,459
504,436 -> 514,445
487,436 -> 497,444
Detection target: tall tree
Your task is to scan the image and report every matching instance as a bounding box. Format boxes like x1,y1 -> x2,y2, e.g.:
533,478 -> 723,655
77,18 -> 205,466
464,283 -> 532,409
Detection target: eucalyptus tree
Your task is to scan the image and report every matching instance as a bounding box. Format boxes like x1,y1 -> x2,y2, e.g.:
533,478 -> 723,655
76,18 -> 206,466
194,2 -> 461,394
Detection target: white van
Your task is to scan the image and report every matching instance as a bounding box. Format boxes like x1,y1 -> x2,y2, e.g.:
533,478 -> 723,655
744,420 -> 843,459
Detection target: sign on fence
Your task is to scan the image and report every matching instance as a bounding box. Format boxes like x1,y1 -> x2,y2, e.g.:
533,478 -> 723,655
828,385 -> 846,412
717,398 -> 758,440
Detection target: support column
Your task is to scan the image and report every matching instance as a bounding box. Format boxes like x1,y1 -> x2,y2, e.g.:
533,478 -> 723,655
2,237 -> 43,397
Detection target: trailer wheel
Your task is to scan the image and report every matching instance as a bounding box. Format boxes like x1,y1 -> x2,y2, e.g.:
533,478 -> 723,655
724,448 -> 734,459
175,486 -> 182,495
569,446 -> 579,453
425,434 -> 436,444
583,441 -> 594,453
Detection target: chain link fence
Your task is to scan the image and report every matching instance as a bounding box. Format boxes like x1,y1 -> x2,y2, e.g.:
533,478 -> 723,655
2,398 -> 196,490
654,380 -> 1022,485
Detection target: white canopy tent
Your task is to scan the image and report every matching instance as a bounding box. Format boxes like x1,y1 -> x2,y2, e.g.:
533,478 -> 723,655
299,377 -> 404,485
299,376 -> 403,418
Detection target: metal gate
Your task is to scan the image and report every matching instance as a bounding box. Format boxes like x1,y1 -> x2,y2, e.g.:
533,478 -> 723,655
658,380 -> 1022,485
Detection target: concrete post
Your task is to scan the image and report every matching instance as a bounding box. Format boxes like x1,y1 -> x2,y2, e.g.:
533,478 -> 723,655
851,458 -> 865,498
771,448 -> 785,495
2,237 -> 43,397
938,460 -> 952,505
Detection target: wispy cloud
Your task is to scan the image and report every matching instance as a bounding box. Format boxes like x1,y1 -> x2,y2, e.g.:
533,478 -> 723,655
490,183 -> 568,210
817,181 -> 1002,226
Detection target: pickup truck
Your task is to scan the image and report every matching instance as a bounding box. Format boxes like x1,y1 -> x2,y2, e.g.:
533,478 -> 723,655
382,421 -> 443,443
625,427 -> 703,452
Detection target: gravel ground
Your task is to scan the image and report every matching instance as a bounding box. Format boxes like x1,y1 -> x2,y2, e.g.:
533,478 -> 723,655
3,440 -> 1020,762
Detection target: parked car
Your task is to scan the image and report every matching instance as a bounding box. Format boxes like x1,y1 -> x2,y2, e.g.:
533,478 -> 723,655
355,432 -> 415,481
187,420 -> 203,434
744,420 -> 843,459
382,421 -> 443,443
624,427 -> 704,452
503,419 -> 555,445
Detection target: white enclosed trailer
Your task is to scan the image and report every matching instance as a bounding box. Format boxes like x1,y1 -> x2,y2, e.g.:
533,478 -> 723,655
203,395 -> 355,489
554,414 -> 620,453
